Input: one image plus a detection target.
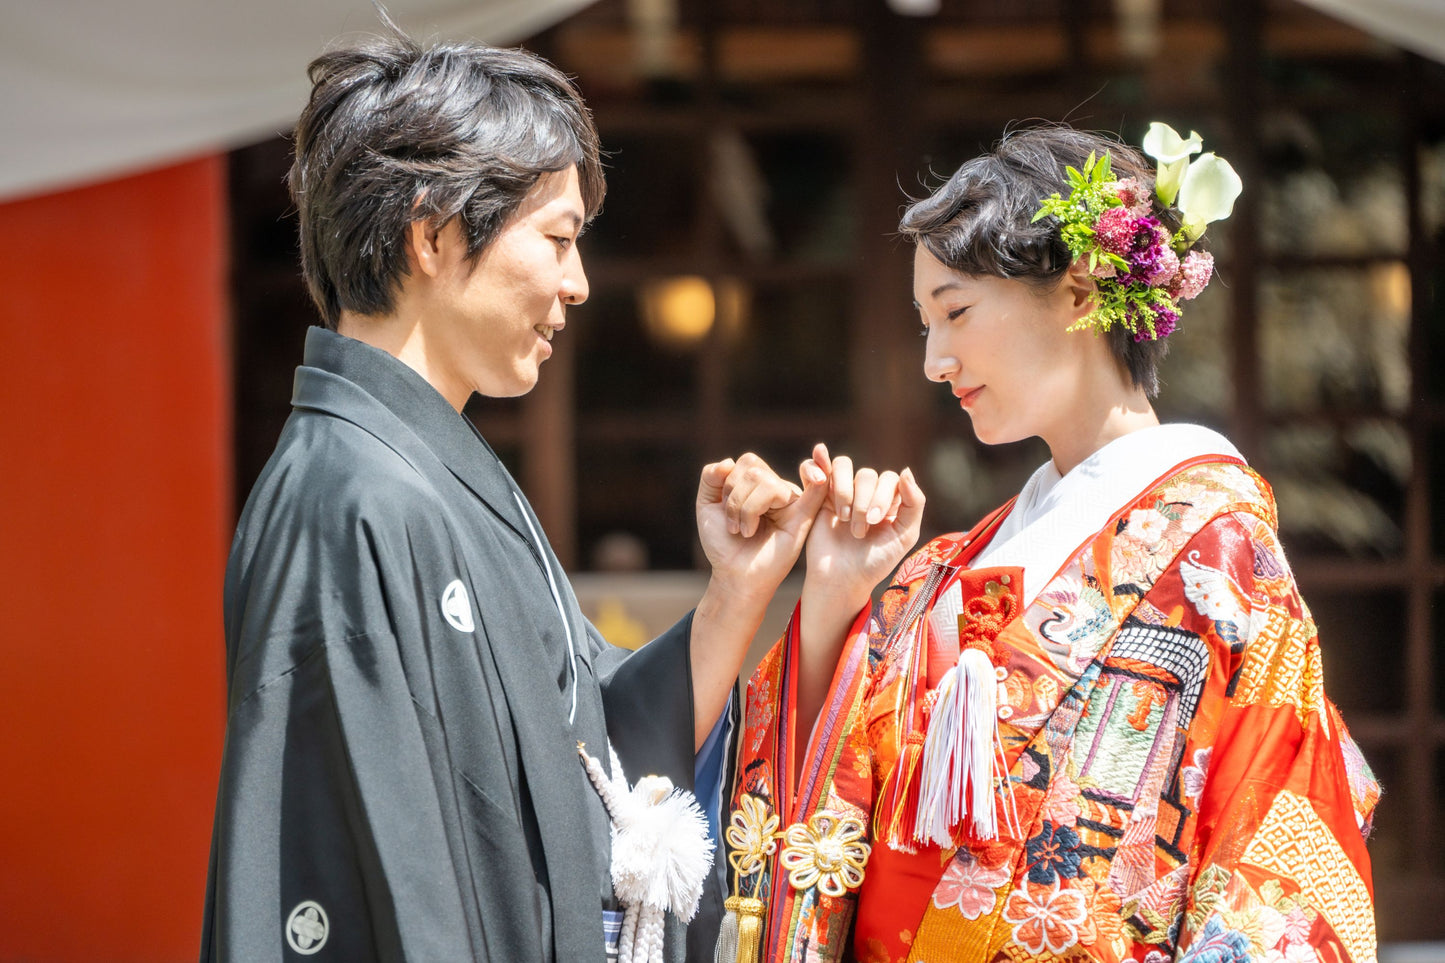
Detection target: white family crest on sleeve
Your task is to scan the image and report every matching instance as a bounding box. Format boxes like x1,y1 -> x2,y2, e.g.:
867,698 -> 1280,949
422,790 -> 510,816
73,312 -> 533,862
440,579 -> 475,633
285,900 -> 329,955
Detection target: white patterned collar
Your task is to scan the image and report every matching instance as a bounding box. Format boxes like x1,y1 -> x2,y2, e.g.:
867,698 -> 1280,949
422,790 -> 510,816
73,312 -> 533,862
971,423 -> 1244,605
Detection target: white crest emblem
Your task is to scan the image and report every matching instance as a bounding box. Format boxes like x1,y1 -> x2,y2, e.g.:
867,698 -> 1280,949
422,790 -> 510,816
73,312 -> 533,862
441,579 -> 475,633
286,900 -> 329,955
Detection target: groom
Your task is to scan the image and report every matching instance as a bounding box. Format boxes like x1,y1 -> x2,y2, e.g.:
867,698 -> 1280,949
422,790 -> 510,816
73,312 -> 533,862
201,27 -> 825,963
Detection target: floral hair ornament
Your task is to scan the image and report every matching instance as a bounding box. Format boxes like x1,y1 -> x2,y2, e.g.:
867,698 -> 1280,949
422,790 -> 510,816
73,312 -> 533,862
1032,122 -> 1242,341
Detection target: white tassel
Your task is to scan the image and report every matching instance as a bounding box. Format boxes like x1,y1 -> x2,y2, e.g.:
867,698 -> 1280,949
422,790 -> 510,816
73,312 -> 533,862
579,743 -> 716,963
914,646 -> 1006,847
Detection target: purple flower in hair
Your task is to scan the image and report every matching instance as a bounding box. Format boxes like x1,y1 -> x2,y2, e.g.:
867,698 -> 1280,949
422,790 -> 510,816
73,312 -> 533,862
1135,301 -> 1180,341
1122,217 -> 1168,285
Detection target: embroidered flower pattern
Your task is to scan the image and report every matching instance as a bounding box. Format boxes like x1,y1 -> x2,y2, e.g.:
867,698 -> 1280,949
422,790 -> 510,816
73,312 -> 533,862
932,853 -> 1011,919
746,680 -> 775,752
1181,915 -> 1253,963
1025,820 -> 1083,884
779,812 -> 870,897
1041,770 -> 1083,828
1128,507 -> 1171,545
1002,878 -> 1088,955
725,793 -> 779,879
1182,746 -> 1212,804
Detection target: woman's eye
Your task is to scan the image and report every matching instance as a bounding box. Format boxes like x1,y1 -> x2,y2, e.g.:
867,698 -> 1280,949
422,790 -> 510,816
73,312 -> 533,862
947,306 -> 969,321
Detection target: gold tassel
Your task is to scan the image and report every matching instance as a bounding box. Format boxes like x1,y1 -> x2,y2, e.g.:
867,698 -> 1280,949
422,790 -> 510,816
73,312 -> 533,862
724,896 -> 765,963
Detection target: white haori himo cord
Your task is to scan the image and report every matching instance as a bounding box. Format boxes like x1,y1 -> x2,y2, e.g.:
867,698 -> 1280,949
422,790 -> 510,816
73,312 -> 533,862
916,581 -> 1020,848
578,742 -> 715,963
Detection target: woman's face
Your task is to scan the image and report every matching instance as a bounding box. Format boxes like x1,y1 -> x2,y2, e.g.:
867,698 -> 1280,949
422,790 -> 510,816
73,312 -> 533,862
913,245 -> 1105,449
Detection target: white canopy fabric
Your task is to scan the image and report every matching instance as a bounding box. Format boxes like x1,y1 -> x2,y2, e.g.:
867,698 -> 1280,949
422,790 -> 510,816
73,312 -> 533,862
1295,0 -> 1445,66
0,0 -> 596,202
1,0 -> 1442,203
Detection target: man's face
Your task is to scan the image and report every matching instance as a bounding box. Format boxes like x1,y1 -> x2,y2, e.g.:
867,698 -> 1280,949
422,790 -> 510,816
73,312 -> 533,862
429,165 -> 589,399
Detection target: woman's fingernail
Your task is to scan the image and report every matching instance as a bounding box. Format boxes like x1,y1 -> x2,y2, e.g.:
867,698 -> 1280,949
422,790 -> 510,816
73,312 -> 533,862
867,507 -> 883,524
840,506 -> 852,521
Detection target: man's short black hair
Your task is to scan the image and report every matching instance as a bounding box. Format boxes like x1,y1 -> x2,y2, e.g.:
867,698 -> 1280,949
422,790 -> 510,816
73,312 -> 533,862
289,31 -> 605,328
900,125 -> 1173,397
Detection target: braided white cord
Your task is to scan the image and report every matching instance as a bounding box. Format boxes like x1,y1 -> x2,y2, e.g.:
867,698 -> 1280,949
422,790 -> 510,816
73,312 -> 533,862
637,906 -> 666,963
618,903 -> 640,963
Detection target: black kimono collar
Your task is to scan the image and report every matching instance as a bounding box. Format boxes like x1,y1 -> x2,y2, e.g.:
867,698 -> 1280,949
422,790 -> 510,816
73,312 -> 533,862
294,326 -> 536,551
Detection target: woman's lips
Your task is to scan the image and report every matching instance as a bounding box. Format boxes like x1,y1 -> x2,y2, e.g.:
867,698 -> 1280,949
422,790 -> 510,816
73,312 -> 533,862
956,385 -> 984,408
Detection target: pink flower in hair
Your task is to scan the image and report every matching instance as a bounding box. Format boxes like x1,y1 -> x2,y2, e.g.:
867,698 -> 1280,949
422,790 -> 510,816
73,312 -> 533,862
1173,250 -> 1214,300
1112,177 -> 1149,213
1094,207 -> 1135,257
1144,245 -> 1180,287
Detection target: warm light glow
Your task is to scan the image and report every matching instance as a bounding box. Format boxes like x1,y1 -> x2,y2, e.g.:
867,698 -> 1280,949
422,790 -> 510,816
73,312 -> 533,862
1371,262 -> 1412,319
641,275 -> 716,345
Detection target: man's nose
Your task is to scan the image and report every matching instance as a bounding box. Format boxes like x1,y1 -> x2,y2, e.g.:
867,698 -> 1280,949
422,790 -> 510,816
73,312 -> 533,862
561,249 -> 589,306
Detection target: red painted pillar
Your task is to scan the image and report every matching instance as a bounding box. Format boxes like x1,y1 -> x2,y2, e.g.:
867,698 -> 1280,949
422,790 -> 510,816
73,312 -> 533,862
0,157 -> 230,961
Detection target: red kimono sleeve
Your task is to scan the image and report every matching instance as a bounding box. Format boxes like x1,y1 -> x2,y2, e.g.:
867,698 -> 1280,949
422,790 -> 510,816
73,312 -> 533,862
1164,513 -> 1379,963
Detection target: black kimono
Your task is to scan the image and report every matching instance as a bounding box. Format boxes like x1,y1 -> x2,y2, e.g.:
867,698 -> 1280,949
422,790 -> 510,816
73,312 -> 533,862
202,328 -> 725,962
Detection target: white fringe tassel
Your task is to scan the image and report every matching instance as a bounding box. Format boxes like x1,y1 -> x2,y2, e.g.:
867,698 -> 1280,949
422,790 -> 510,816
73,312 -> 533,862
580,743 -> 716,963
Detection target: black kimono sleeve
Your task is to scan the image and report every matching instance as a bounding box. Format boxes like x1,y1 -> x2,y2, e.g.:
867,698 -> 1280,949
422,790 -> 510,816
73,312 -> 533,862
204,479 -> 491,962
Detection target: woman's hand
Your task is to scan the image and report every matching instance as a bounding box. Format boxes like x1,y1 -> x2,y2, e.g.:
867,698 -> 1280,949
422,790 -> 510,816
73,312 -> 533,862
792,443 -> 924,768
803,443 -> 926,615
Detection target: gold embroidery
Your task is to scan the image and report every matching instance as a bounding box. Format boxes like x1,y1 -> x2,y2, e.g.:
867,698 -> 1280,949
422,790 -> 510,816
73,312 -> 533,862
1240,790 -> 1375,963
1233,607 -> 1325,725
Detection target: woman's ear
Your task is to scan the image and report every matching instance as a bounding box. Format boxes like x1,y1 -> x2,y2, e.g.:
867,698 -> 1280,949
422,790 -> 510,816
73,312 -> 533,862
1061,257 -> 1097,326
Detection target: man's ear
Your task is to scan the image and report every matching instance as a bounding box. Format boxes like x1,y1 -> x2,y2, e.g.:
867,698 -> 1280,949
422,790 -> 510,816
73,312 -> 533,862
405,218 -> 447,279
1061,257 -> 1097,325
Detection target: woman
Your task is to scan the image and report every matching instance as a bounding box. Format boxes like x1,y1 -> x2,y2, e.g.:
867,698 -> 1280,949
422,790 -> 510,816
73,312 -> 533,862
715,125 -> 1379,963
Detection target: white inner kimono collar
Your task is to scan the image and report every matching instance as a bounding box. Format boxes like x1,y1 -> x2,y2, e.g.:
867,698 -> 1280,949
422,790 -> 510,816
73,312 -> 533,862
971,423 -> 1244,607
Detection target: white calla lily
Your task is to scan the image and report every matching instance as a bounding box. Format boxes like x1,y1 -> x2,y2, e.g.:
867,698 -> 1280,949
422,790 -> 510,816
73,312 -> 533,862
1142,122 -> 1203,206
1177,152 -> 1243,241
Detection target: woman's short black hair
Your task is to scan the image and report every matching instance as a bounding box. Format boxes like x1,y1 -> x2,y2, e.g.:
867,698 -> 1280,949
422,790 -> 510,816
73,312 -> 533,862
288,30 -> 605,328
899,125 -> 1171,396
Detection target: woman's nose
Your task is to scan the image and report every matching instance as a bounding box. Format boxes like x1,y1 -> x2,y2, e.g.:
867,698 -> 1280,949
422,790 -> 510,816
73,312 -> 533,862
922,329 -> 958,383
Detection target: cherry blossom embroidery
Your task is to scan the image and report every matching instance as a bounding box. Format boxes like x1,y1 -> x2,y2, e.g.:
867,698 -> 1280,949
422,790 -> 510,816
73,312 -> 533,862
1128,507 -> 1170,544
1002,878 -> 1089,955
1182,746 -> 1212,803
932,853 -> 1011,919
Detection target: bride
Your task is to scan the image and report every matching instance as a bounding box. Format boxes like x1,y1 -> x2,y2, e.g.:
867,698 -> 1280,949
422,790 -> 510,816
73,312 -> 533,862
712,123 -> 1379,963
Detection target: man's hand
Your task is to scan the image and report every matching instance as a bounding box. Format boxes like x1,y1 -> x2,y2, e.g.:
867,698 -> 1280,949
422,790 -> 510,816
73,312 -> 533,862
695,452 -> 829,601
688,452 -> 829,749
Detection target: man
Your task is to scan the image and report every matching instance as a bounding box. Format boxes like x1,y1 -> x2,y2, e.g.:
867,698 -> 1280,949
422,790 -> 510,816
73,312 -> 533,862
201,30 -> 825,962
